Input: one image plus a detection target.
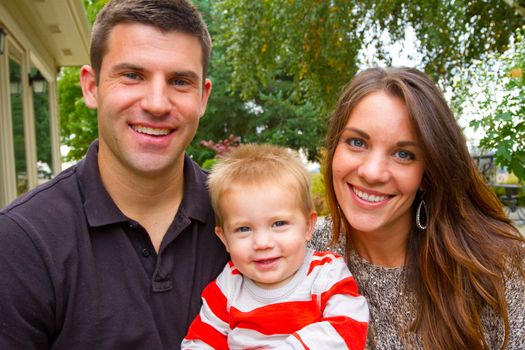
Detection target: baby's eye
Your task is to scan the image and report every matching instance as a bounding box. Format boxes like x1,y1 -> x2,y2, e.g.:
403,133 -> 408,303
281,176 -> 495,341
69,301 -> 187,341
272,220 -> 287,228
395,150 -> 416,161
236,226 -> 251,233
346,138 -> 366,148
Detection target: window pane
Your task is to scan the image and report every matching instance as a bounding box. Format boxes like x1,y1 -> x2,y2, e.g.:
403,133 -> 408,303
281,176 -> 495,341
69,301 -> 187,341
9,58 -> 27,195
31,67 -> 53,183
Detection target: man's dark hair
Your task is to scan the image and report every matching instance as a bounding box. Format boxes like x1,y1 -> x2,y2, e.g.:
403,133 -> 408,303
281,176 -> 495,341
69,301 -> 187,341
90,0 -> 211,84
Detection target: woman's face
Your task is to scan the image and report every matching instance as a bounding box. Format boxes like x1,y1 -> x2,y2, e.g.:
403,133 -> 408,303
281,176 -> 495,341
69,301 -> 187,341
332,91 -> 425,239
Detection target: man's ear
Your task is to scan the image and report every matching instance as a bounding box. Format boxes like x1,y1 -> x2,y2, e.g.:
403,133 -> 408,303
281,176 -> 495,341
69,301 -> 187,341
198,78 -> 212,118
305,211 -> 318,242
215,226 -> 229,252
80,65 -> 98,109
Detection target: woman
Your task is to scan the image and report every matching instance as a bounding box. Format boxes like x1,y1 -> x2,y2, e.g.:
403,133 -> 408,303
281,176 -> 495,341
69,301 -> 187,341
311,67 -> 525,349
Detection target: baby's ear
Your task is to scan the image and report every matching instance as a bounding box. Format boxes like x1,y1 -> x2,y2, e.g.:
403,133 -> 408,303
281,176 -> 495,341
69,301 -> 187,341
215,226 -> 229,252
305,211 -> 318,242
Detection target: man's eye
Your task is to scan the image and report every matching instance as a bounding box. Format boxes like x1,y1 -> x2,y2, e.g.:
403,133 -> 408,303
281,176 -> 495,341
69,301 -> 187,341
123,72 -> 141,80
170,79 -> 188,86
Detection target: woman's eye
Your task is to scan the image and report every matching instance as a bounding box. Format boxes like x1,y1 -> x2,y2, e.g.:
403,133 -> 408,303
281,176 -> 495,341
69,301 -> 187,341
346,138 -> 365,148
395,150 -> 415,161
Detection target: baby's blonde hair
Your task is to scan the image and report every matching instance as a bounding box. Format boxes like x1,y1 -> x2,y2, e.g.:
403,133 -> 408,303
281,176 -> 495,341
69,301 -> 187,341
208,144 -> 315,227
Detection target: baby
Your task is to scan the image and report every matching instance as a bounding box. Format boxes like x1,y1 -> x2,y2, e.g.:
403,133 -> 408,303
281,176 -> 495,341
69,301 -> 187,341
182,144 -> 368,349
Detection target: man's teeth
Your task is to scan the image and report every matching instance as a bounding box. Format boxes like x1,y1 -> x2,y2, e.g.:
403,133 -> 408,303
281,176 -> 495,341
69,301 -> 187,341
133,125 -> 170,136
353,187 -> 388,202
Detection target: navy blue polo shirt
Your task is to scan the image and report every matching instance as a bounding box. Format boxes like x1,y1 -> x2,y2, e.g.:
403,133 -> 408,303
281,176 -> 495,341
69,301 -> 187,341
0,141 -> 229,349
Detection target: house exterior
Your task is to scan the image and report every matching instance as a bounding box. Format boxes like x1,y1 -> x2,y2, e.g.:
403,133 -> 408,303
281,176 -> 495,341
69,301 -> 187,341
0,0 -> 90,208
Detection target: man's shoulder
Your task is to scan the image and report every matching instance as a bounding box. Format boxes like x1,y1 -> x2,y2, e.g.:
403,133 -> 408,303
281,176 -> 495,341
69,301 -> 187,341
1,162 -> 84,226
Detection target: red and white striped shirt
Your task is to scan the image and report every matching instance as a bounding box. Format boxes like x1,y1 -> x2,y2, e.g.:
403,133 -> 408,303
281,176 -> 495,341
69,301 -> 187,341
182,249 -> 369,349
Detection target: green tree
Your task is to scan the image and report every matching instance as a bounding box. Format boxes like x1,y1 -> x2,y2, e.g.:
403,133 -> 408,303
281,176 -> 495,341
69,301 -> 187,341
58,0 -> 108,162
216,0 -> 524,113
61,0 -> 524,164
188,0 -> 254,164
58,66 -> 98,161
190,0 -> 324,163
454,26 -> 525,181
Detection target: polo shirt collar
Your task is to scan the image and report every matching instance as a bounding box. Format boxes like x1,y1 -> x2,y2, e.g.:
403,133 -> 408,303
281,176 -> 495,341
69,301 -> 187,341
78,140 -> 210,227
179,152 -> 210,223
78,141 -> 128,227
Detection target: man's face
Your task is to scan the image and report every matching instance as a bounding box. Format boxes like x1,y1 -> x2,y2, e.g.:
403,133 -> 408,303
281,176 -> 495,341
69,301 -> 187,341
81,23 -> 211,177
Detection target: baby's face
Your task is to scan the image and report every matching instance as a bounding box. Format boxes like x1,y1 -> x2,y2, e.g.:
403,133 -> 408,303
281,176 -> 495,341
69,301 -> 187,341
215,183 -> 316,289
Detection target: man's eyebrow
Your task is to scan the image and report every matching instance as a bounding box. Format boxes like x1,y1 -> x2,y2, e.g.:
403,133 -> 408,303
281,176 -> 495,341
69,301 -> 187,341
111,64 -> 201,80
111,63 -> 144,72
170,70 -> 200,81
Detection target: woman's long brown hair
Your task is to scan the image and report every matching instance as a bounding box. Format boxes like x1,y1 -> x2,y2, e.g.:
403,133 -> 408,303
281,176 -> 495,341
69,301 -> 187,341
324,67 -> 524,349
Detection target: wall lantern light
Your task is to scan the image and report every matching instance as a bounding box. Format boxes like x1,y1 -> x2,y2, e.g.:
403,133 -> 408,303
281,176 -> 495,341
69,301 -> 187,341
10,81 -> 22,95
29,70 -> 48,94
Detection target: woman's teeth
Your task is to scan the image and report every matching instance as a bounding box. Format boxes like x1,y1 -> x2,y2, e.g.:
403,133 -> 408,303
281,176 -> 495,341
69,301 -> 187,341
353,187 -> 388,202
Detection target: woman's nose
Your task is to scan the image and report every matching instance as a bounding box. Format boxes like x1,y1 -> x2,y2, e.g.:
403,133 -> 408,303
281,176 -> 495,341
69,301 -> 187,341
357,152 -> 391,184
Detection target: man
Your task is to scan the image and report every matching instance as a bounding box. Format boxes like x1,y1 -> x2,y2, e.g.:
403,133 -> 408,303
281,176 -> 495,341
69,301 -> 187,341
0,1 -> 228,348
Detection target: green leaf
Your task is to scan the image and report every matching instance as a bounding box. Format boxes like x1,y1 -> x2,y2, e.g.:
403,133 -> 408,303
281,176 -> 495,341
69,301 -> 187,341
496,112 -> 513,121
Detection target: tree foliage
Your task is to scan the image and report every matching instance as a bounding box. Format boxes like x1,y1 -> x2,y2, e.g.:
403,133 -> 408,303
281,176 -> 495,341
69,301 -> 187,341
58,66 -> 98,161
454,26 -> 525,181
60,0 -> 322,164
58,0 -> 108,162
189,0 -> 324,163
59,0 -> 524,165
216,0 -> 523,111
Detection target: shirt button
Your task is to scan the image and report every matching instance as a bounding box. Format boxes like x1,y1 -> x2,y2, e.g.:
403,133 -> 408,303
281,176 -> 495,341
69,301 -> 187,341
141,248 -> 151,257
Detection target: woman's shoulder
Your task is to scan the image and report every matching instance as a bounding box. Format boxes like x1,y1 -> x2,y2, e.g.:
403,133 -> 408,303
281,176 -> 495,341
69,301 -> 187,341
309,216 -> 345,256
483,243 -> 525,349
504,253 -> 525,314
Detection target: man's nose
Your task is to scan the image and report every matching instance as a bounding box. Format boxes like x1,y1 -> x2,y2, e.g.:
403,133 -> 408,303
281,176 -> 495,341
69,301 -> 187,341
141,78 -> 171,117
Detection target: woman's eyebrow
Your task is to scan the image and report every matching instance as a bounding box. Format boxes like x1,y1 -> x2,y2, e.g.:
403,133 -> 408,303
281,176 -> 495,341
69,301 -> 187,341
397,141 -> 419,147
343,127 -> 369,139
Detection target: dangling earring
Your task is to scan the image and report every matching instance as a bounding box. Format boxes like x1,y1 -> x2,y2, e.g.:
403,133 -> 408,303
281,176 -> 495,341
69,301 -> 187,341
416,199 -> 428,230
